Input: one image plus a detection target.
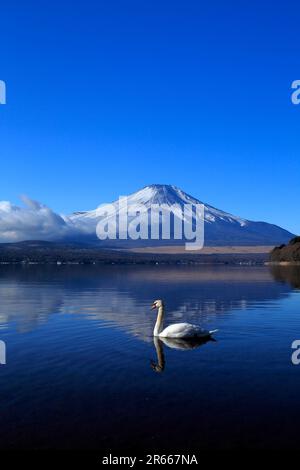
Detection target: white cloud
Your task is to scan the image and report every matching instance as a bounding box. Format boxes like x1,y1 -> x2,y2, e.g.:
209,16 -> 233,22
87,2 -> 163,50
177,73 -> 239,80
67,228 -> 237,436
0,196 -> 93,243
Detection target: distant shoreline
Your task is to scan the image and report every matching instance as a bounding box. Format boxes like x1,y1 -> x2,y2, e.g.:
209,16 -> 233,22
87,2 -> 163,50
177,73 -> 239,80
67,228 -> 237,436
267,261 -> 300,266
0,241 -> 271,266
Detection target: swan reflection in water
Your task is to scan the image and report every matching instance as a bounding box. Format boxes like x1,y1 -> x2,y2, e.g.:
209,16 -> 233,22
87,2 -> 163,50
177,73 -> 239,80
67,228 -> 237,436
150,335 -> 216,373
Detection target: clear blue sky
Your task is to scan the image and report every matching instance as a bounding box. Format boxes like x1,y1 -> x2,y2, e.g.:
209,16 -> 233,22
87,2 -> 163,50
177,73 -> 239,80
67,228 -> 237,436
0,0 -> 299,234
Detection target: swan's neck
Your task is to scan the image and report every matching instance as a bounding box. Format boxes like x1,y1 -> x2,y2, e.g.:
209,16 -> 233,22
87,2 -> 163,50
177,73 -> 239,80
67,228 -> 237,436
154,306 -> 164,336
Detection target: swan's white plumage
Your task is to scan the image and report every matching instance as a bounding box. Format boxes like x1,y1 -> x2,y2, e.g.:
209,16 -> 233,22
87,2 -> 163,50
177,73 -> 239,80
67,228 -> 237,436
151,299 -> 218,339
159,322 -> 211,338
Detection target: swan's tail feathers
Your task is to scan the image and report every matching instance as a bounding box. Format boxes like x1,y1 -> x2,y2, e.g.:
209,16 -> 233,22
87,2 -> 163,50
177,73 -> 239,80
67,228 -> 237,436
209,329 -> 218,335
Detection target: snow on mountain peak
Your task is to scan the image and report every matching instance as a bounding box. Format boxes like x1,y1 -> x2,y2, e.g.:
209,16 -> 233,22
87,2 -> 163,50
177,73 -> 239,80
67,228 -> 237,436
69,183 -> 248,227
67,184 -> 294,246
0,185 -> 294,245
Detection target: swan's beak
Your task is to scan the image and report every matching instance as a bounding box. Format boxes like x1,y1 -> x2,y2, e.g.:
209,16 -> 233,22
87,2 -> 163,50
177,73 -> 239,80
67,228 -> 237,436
151,304 -> 156,310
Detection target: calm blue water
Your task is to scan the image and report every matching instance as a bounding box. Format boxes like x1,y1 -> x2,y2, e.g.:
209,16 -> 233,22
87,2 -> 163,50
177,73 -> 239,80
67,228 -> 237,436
0,264 -> 299,450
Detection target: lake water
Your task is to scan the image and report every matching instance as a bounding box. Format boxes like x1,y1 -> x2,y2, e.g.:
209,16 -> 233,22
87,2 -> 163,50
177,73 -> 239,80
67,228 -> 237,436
0,264 -> 299,451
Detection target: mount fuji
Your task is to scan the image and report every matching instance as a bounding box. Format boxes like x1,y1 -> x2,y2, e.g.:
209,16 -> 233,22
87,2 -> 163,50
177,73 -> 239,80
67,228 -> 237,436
69,184 -> 294,247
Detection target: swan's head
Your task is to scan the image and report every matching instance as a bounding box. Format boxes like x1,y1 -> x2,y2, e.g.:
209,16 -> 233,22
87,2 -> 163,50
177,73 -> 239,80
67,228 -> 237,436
151,299 -> 164,310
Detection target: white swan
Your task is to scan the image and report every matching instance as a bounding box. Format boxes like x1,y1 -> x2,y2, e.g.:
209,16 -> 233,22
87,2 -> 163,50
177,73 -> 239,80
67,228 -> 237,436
151,299 -> 218,339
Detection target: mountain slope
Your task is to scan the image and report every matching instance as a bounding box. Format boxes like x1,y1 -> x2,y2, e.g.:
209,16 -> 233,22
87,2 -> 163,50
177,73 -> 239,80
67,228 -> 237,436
70,184 -> 294,246
270,237 -> 300,263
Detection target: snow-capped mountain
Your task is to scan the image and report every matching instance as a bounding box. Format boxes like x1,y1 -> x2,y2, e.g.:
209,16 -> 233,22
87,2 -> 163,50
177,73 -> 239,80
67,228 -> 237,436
70,184 -> 294,246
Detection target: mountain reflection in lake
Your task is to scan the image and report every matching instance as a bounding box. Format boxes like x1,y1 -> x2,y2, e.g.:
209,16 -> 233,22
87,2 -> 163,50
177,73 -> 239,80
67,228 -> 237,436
0,264 -> 299,450
0,265 -> 293,335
